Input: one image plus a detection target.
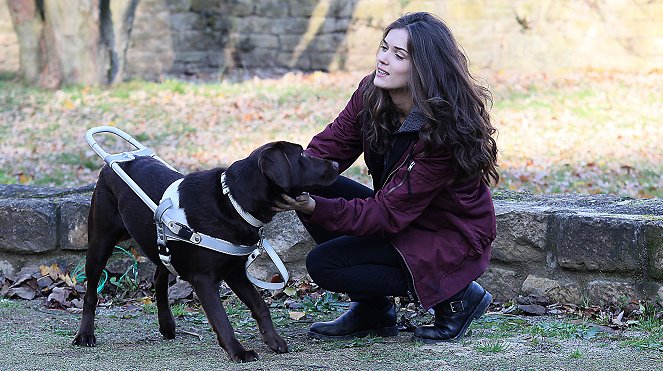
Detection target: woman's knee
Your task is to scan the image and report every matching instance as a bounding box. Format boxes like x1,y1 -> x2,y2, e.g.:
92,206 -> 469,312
305,246 -> 326,281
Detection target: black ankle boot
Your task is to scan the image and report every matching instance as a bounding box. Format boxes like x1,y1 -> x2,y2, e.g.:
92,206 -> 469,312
413,281 -> 492,343
308,301 -> 398,340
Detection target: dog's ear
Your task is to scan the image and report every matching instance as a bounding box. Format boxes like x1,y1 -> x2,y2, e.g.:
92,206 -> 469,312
258,146 -> 293,190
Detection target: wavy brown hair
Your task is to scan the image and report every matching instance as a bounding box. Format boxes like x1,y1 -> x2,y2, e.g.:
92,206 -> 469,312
361,12 -> 499,185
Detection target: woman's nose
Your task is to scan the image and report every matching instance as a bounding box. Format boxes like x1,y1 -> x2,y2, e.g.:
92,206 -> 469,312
377,52 -> 388,65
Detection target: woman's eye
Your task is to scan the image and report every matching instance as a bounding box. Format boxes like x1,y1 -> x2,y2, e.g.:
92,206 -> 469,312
395,54 -> 404,60
379,44 -> 387,51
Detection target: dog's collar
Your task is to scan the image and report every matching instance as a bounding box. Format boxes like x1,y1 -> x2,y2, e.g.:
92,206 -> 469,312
220,172 -> 264,228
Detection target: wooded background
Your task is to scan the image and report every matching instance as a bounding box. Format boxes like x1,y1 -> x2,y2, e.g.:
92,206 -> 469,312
1,0 -> 662,87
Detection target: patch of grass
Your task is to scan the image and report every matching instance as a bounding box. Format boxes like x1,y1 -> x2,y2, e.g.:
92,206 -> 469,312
142,302 -> 157,315
622,313 -> 663,351
528,320 -> 599,340
171,303 -> 189,317
52,328 -> 76,337
569,349 -> 583,359
474,339 -> 510,353
301,291 -> 344,314
622,333 -> 663,351
1,71 -> 660,199
0,299 -> 19,309
471,314 -> 529,338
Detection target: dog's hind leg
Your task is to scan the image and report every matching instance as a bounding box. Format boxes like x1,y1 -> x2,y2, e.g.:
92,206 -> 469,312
190,274 -> 259,362
154,265 -> 176,339
73,189 -> 128,347
224,266 -> 288,353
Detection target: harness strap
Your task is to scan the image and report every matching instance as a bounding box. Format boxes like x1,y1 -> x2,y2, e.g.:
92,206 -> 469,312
245,239 -> 289,290
220,172 -> 264,228
156,179 -> 288,290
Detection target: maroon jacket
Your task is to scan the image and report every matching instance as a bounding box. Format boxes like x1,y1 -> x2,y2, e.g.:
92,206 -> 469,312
304,77 -> 496,310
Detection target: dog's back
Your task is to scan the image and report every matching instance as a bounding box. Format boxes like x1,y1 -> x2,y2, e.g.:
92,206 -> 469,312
91,157 -> 183,262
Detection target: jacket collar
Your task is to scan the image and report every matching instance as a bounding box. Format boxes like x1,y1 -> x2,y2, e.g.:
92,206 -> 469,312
395,106 -> 426,134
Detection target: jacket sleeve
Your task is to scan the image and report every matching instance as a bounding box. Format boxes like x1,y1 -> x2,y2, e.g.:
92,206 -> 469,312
304,78 -> 368,173
306,145 -> 456,237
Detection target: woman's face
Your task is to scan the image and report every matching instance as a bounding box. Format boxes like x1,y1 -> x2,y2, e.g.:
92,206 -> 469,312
374,28 -> 411,91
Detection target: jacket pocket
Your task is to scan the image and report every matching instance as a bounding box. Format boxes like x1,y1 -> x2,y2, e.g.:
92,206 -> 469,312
384,161 -> 416,196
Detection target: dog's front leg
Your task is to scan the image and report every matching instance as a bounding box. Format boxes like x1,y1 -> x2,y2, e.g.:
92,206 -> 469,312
190,275 -> 259,362
225,267 -> 288,353
154,265 -> 176,339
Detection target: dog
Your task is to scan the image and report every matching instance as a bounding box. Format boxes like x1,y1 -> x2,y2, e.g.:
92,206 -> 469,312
72,141 -> 339,362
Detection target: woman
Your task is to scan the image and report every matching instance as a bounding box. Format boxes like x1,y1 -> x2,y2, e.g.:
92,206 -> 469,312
275,12 -> 498,343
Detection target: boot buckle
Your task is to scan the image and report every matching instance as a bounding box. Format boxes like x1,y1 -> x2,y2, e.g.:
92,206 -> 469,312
449,300 -> 465,313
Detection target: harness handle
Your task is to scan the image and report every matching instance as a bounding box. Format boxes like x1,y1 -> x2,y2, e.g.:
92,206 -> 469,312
85,126 -> 177,212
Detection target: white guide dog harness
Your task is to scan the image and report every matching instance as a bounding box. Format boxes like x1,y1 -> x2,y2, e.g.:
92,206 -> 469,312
85,126 -> 289,290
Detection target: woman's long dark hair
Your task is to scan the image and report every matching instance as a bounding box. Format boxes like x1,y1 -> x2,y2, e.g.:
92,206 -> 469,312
362,12 -> 499,185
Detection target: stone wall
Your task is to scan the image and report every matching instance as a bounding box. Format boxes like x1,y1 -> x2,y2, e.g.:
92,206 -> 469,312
1,0 -> 662,79
1,183 -> 662,307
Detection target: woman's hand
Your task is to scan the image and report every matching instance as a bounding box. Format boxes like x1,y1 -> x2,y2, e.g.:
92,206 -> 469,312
272,192 -> 316,214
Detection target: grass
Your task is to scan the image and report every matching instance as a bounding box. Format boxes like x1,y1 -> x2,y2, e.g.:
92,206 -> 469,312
569,349 -> 583,359
620,314 -> 663,351
0,71 -> 661,198
474,339 -> 510,353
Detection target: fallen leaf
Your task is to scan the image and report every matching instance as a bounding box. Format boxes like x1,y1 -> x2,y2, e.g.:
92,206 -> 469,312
289,311 -> 306,320
8,286 -> 38,300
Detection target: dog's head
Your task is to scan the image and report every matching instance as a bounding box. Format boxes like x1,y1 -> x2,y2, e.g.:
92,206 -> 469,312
256,141 -> 338,197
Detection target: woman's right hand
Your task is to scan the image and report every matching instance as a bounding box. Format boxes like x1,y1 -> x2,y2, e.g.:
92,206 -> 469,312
272,192 -> 316,214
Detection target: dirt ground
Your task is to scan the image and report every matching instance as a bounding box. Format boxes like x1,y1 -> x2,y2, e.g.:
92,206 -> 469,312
0,298 -> 661,370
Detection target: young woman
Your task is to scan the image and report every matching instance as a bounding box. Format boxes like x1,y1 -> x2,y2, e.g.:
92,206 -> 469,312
275,12 -> 499,343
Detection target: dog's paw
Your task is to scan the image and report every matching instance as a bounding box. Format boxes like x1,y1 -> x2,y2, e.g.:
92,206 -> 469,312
266,335 -> 289,354
72,333 -> 97,347
158,315 -> 177,339
159,325 -> 176,340
231,349 -> 259,363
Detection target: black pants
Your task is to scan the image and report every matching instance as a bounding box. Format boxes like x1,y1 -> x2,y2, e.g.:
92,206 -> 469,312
301,176 -> 414,305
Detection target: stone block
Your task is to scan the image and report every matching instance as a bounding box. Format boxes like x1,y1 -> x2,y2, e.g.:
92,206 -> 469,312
477,266 -> 521,302
491,209 -> 548,263
59,195 -> 90,251
0,198 -> 57,253
288,0 -> 320,17
0,260 -> 15,276
643,221 -> 663,279
190,0 -> 218,12
279,35 -> 302,52
245,34 -> 280,49
552,214 -> 646,273
521,275 -> 581,304
319,18 -> 352,34
587,280 -> 640,306
256,0 -> 289,17
167,12 -> 200,32
269,18 -> 309,34
240,48 -> 279,68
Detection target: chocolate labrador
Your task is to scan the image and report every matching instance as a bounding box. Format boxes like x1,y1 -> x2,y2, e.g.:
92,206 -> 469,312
72,141 -> 338,362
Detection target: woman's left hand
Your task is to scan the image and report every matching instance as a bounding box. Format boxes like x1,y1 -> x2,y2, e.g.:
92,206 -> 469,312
272,192 -> 316,214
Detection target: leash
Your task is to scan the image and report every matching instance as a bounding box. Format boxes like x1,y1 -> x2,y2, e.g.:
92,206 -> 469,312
84,126 -> 289,290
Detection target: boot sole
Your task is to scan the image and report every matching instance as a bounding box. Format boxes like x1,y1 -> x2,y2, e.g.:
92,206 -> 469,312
307,325 -> 399,340
413,290 -> 493,344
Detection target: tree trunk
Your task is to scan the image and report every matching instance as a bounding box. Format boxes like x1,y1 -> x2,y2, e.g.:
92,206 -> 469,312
7,0 -> 139,88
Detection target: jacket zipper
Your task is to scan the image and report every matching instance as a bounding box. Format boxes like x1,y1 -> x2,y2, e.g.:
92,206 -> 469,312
384,160 -> 416,196
391,242 -> 419,302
